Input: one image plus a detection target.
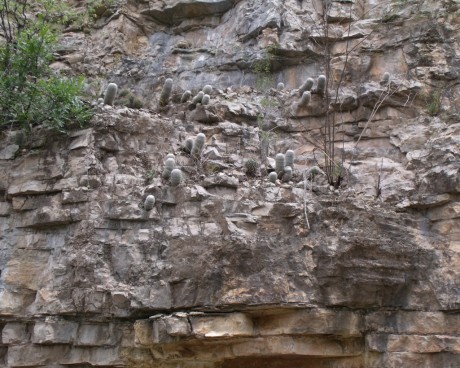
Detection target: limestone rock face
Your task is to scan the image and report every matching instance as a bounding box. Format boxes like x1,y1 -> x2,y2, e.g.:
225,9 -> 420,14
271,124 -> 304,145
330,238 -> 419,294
1,0 -> 460,367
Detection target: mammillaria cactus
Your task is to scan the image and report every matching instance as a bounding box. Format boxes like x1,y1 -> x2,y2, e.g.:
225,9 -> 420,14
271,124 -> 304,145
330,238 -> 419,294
282,166 -> 292,182
103,83 -> 118,105
202,94 -> 210,105
317,75 -> 326,94
277,82 -> 285,91
181,90 -> 191,103
192,91 -> 204,105
144,195 -> 155,211
162,157 -> 176,179
170,169 -> 183,186
285,149 -> 295,169
192,133 -> 206,157
166,153 -> 175,160
244,158 -> 259,176
298,91 -> 311,107
184,138 -> 194,153
275,153 -> 285,175
159,78 -> 173,106
299,78 -> 314,95
202,85 -> 213,95
269,171 -> 278,183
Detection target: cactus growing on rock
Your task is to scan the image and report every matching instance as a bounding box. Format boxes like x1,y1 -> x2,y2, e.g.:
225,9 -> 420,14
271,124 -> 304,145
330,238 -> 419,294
170,169 -> 183,186
282,166 -> 292,182
159,78 -> 173,106
202,85 -> 213,95
103,83 -> 118,105
144,195 -> 155,211
162,157 -> 176,179
202,94 -> 210,105
181,90 -> 191,103
269,171 -> 278,183
277,82 -> 285,90
298,91 -> 311,107
299,78 -> 314,95
317,75 -> 326,94
192,133 -> 206,157
285,149 -> 295,169
192,91 -> 204,105
184,138 -> 194,153
275,153 -> 285,175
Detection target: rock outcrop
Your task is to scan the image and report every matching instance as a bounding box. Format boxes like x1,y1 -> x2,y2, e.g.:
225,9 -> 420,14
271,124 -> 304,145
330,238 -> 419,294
1,0 -> 459,367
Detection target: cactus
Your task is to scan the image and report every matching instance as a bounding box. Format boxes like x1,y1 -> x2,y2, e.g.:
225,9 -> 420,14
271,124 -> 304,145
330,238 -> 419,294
275,153 -> 285,175
285,149 -> 295,169
162,157 -> 176,179
202,94 -> 210,105
202,85 -> 213,95
184,138 -> 194,153
282,166 -> 292,182
144,195 -> 155,211
269,171 -> 278,183
299,91 -> 311,107
181,90 -> 191,103
103,83 -> 118,105
382,72 -> 390,84
166,153 -> 175,160
170,169 -> 183,186
299,78 -> 314,95
97,98 -> 104,105
159,78 -> 173,106
192,91 -> 204,105
244,158 -> 259,176
191,133 -> 206,157
277,82 -> 285,91
317,75 -> 326,94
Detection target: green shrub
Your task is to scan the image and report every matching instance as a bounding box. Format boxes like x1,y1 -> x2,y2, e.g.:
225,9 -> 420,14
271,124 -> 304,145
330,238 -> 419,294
0,1 -> 92,133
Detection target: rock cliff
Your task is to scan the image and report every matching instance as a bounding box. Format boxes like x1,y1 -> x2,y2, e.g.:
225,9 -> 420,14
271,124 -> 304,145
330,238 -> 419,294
0,0 -> 459,367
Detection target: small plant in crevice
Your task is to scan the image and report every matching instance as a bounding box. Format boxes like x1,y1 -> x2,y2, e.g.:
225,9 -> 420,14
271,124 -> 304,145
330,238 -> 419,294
425,90 -> 442,116
268,171 -> 278,183
145,170 -> 156,183
244,158 -> 260,177
116,89 -> 144,109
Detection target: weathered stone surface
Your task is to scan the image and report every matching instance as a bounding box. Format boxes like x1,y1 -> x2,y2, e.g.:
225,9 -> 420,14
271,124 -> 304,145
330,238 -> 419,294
32,318 -> 78,345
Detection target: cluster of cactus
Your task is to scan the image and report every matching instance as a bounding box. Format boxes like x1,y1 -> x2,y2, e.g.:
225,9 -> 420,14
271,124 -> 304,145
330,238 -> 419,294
184,133 -> 205,158
144,195 -> 156,211
103,83 -> 118,105
271,149 -> 295,183
297,75 -> 327,97
161,153 -> 183,186
159,78 -> 173,106
298,78 -> 314,96
190,85 -> 212,106
244,158 -> 259,176
162,153 -> 176,180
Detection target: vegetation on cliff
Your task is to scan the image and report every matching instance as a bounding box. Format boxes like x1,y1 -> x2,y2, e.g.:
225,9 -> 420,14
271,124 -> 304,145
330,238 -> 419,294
0,0 -> 92,133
